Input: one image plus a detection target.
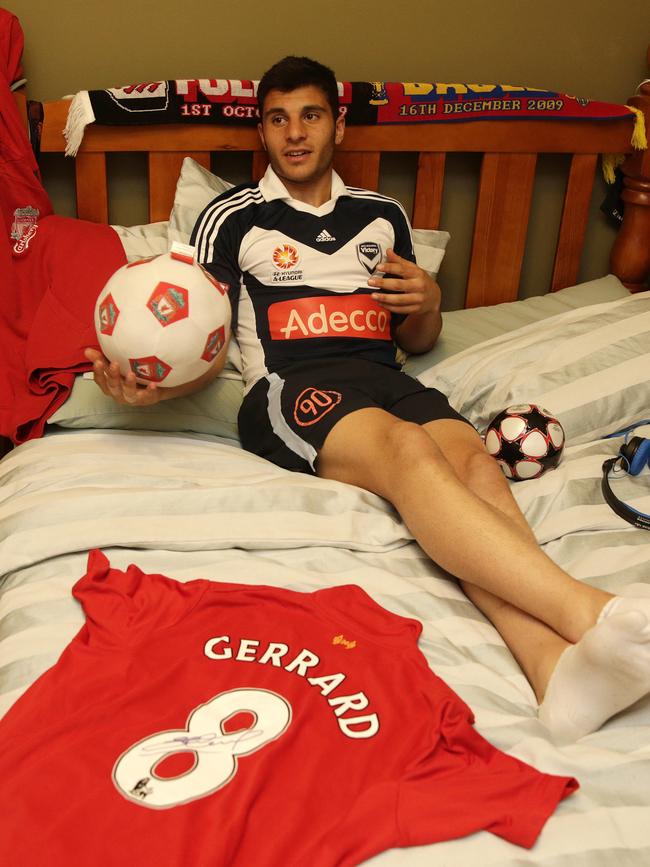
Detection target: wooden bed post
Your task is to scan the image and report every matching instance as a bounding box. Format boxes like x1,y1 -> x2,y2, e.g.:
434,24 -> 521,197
610,53 -> 650,291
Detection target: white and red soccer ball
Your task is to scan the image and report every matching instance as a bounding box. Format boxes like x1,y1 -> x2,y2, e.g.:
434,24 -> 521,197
94,245 -> 231,387
484,404 -> 565,481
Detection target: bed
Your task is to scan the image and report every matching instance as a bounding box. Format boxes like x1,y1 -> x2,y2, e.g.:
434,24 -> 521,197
2,50 -> 650,865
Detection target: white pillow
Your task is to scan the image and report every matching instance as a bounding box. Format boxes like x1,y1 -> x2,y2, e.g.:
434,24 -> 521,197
402,275 -> 630,378
417,291 -> 649,444
110,220 -> 168,262
412,227 -> 450,277
167,158 -> 234,247
49,373 -> 244,441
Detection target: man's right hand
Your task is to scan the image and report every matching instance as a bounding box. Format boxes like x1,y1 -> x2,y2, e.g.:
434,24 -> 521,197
83,341 -> 230,405
83,348 -> 164,406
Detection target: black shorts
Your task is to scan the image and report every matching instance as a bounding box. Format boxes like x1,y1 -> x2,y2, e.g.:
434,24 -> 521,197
238,357 -> 473,474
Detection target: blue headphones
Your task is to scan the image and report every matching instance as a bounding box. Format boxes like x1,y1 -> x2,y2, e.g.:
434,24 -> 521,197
602,420 -> 650,529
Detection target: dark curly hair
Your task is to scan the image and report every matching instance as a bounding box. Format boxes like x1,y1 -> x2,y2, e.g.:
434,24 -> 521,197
257,56 -> 339,118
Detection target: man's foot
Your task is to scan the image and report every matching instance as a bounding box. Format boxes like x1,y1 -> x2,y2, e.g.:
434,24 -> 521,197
538,591 -> 650,741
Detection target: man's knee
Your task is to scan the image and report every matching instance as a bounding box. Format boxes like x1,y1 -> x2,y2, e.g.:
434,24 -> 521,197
381,421 -> 453,495
318,416 -> 444,495
386,419 -> 443,466
461,445 -> 507,489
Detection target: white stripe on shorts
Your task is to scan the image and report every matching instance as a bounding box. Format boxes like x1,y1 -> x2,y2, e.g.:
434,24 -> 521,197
266,373 -> 318,470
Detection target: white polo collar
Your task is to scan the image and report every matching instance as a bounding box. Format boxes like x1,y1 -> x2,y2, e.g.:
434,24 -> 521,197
258,165 -> 349,216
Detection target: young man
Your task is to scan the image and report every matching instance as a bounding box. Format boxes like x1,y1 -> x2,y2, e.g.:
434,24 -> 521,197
86,57 -> 650,742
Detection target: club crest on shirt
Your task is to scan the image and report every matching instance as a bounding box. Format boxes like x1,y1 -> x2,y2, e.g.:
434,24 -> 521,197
11,206 -> 39,255
11,206 -> 39,241
357,242 -> 382,274
332,634 -> 357,649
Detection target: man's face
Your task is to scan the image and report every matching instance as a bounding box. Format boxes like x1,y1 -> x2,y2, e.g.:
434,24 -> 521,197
258,85 -> 345,194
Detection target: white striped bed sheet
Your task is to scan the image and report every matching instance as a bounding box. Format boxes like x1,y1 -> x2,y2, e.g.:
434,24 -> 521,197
1,425 -> 649,867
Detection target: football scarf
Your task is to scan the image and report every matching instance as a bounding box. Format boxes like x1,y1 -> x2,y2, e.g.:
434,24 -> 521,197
63,78 -> 646,162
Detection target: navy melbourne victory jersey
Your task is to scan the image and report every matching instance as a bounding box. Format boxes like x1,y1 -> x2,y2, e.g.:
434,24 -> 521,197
191,167 -> 415,391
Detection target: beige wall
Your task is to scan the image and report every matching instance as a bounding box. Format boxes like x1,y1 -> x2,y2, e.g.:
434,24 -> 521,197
8,0 -> 650,307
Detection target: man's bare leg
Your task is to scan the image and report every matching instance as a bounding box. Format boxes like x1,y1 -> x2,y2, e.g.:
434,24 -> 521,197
317,408 -> 610,641
317,409 -> 650,738
422,419 -> 569,701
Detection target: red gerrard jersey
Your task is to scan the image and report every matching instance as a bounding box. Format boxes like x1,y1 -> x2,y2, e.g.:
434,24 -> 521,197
0,551 -> 577,866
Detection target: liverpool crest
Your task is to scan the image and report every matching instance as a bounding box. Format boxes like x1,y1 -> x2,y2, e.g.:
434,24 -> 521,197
11,206 -> 39,241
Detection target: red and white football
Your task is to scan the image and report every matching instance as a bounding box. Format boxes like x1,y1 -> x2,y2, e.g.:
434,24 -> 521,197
94,245 -> 231,387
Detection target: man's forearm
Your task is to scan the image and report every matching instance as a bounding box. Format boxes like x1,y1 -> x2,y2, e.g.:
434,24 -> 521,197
395,309 -> 442,355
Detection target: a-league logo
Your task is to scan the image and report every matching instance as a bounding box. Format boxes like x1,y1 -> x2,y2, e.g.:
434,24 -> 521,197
273,244 -> 300,270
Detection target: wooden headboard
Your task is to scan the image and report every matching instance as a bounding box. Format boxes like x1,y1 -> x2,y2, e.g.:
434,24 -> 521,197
33,75 -> 650,307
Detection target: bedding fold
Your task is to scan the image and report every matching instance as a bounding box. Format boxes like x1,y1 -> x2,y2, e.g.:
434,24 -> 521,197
0,432 -> 413,576
419,292 -> 650,444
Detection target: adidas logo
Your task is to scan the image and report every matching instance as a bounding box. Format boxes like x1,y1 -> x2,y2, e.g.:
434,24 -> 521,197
315,229 -> 336,242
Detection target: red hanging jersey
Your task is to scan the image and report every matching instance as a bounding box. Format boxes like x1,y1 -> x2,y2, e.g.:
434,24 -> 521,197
0,550 -> 577,866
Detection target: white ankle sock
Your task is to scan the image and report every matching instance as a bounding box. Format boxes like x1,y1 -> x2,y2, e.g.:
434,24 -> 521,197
598,582 -> 650,622
538,589 -> 650,741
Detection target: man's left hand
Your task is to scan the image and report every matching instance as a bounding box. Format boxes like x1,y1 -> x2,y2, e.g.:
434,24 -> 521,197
368,249 -> 441,315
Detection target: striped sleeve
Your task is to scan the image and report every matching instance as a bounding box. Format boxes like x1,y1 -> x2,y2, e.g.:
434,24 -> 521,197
389,200 -> 416,263
191,183 -> 263,287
